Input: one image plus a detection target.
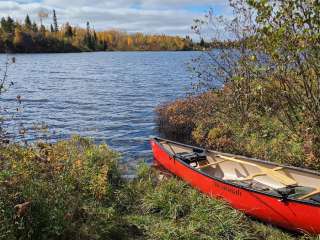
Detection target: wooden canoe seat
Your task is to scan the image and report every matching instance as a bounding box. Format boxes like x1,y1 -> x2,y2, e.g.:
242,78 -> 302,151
216,155 -> 298,187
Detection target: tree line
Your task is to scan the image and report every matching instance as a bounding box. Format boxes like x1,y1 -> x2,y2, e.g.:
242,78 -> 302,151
0,10 -> 237,53
0,11 -> 210,53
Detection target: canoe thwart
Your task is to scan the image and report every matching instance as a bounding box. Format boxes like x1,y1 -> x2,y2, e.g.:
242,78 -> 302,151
299,188 -> 320,200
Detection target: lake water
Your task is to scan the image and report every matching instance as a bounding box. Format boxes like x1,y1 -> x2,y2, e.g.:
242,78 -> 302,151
0,52 -> 200,169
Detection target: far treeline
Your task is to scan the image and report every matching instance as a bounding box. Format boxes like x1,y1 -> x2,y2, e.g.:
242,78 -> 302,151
0,10 -> 234,53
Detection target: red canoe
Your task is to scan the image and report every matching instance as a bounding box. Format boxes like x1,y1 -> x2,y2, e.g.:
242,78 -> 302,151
150,137 -> 320,234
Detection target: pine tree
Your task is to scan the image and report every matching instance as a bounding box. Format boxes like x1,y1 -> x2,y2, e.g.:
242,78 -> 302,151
24,14 -> 32,30
86,21 -> 90,34
1,17 -> 15,33
0,17 -> 6,30
85,21 -> 94,49
53,9 -> 58,32
65,22 -> 73,38
32,22 -> 38,32
200,38 -> 205,47
93,30 -> 97,43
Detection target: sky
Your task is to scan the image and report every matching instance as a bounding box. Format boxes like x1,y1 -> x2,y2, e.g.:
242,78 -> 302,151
0,0 -> 232,37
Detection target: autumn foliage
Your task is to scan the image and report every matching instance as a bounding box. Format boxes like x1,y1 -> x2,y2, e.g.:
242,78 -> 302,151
0,14 -> 195,53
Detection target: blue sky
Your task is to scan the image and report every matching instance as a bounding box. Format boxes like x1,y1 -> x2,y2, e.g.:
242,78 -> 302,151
0,0 -> 232,37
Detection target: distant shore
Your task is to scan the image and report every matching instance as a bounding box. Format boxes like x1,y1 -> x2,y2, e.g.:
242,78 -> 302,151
0,48 -> 199,54
0,15 -> 236,54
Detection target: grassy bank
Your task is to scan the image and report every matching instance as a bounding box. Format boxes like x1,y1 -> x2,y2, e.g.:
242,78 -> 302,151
0,136 -> 318,239
156,90 -> 315,170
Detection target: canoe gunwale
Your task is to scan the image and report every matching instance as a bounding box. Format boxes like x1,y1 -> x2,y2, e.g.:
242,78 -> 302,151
152,137 -> 320,207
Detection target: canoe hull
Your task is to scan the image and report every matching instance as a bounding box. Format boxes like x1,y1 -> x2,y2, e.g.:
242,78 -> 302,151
150,139 -> 320,234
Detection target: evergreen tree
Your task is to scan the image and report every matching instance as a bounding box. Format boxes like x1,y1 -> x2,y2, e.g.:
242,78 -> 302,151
53,9 -> 58,32
0,17 -> 6,30
85,21 -> 94,49
50,24 -> 54,33
32,22 -> 38,32
86,21 -> 90,34
93,30 -> 97,43
7,17 -> 15,33
65,22 -> 73,38
200,38 -> 205,47
1,17 -> 15,33
24,14 -> 32,30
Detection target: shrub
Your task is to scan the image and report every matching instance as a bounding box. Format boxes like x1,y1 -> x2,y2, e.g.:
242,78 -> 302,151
156,99 -> 196,143
156,94 -> 313,169
0,136 -> 127,240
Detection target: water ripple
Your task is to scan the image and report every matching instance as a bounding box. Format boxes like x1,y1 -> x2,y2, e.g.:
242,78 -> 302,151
0,52 -> 199,168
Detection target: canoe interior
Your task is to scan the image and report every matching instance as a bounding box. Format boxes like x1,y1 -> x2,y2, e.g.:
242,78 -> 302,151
159,140 -> 320,205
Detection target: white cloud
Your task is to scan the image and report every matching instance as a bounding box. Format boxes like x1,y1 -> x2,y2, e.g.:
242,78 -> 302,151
136,0 -> 225,8
0,0 -> 231,36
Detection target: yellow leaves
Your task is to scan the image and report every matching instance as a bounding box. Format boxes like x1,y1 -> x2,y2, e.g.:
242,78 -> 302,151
127,36 -> 133,47
92,30 -> 191,51
208,128 -> 223,141
249,55 -> 256,61
8,24 -> 193,51
74,159 -> 82,168
13,27 -> 24,46
90,165 -> 109,200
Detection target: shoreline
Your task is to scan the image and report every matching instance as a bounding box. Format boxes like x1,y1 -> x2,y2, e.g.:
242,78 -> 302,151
0,49 -> 205,54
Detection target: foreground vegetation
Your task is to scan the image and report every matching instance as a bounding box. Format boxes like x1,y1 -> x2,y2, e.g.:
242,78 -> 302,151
0,136 -> 318,240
